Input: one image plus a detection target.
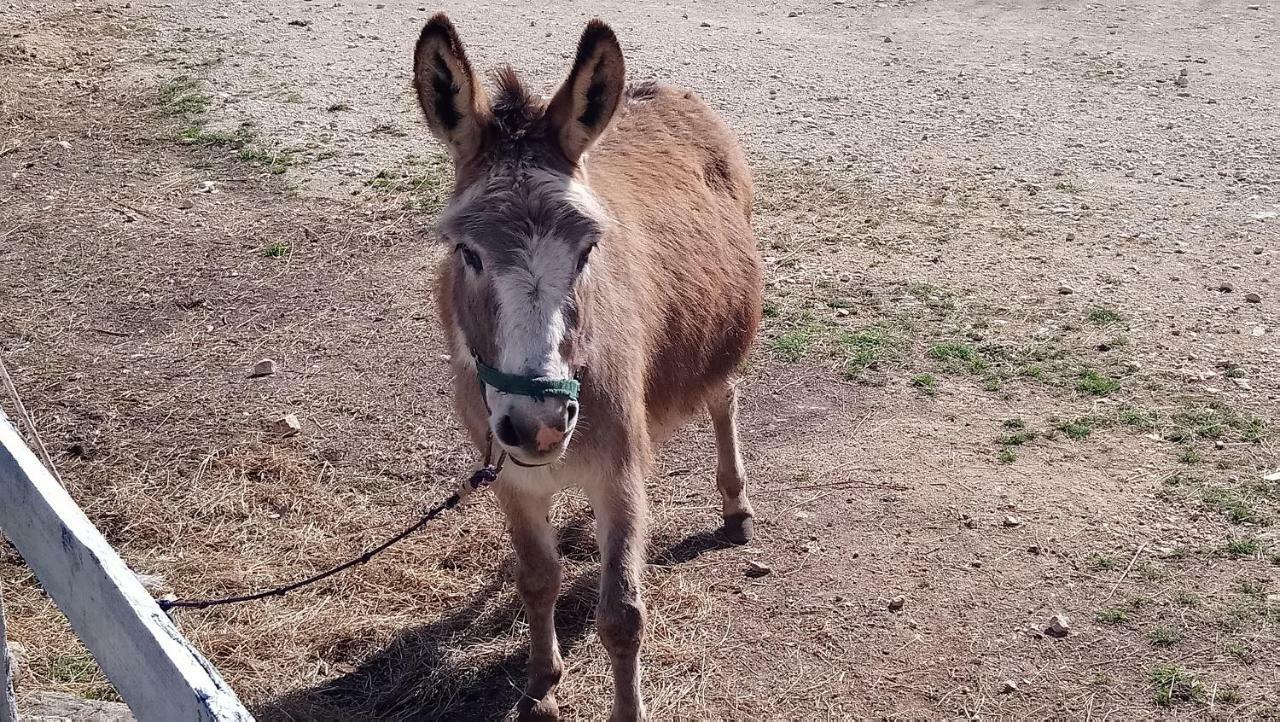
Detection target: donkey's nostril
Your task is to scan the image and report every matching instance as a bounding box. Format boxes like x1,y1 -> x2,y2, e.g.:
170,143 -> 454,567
495,415 -> 522,448
565,401 -> 579,427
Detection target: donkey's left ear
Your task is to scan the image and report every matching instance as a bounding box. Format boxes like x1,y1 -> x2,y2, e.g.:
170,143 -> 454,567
546,20 -> 626,165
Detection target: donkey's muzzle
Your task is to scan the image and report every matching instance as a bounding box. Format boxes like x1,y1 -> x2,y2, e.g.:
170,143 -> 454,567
493,400 -> 577,461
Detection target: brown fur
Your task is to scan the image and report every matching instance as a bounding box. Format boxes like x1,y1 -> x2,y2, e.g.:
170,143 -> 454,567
415,15 -> 761,721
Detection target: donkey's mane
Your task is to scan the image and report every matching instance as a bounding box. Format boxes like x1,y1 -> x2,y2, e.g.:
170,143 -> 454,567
489,66 -> 547,141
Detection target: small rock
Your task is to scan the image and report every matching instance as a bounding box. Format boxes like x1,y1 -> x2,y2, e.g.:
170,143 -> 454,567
888,595 -> 905,612
288,18 -> 310,26
1219,282 -> 1234,292
269,414 -> 301,437
1231,377 -> 1251,390
1245,292 -> 1261,303
883,36 -> 892,42
1027,545 -> 1042,555
8,640 -> 27,678
1003,515 -> 1023,528
1253,247 -> 1264,255
1065,232 -> 1075,241
198,180 -> 217,193
176,198 -> 194,209
249,358 -> 277,378
744,560 -> 772,578
700,21 -> 711,27
1001,679 -> 1019,694
1047,613 -> 1070,637
1057,284 -> 1074,295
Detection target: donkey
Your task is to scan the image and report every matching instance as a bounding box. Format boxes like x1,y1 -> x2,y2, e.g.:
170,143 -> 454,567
413,14 -> 762,720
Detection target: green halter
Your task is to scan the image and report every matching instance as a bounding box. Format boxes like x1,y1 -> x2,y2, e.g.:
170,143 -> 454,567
475,358 -> 581,401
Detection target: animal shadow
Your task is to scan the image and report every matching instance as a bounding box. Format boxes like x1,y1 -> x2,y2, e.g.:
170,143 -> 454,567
257,573 -> 599,722
651,528 -> 734,566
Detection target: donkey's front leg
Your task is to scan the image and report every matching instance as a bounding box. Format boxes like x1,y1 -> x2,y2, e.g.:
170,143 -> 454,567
497,486 -> 563,721
587,475 -> 649,721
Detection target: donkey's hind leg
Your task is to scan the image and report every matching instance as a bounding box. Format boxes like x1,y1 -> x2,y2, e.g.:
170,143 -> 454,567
706,379 -> 755,544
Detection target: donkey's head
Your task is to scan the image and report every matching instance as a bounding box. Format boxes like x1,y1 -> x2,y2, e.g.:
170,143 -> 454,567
414,14 -> 626,465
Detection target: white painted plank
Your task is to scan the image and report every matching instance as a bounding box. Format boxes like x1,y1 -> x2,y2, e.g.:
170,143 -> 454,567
0,410 -> 252,722
1,579 -> 15,722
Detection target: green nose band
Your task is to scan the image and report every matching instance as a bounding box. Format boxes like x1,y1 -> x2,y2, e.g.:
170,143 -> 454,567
475,358 -> 581,402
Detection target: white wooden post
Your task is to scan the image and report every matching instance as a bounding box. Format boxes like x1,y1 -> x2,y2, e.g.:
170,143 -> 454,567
0,408 -> 252,721
0,577 -> 15,722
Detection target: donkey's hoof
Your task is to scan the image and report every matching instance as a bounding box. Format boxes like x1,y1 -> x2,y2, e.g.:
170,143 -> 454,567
515,693 -> 559,722
721,513 -> 754,545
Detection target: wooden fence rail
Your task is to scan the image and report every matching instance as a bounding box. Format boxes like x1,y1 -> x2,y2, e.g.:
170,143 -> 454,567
0,406 -> 252,721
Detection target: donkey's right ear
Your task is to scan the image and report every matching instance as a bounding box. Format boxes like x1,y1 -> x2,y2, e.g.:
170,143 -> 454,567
413,14 -> 489,161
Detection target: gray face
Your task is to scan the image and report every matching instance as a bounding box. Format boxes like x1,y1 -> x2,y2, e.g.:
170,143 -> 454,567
440,166 -> 609,462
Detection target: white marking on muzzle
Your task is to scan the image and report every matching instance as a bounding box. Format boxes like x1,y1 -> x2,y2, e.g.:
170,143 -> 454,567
492,234 -> 575,380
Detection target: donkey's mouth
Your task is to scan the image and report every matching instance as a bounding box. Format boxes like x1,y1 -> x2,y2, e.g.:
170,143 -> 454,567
503,445 -> 569,469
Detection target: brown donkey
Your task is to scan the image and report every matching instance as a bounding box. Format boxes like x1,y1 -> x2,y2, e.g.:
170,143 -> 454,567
414,14 -> 762,720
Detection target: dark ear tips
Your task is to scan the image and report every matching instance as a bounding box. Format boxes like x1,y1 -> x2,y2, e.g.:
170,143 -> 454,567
572,19 -> 621,73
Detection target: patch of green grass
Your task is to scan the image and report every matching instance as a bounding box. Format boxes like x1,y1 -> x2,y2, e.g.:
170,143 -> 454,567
1138,563 -> 1169,581
327,101 -> 352,112
1179,446 -> 1202,465
1222,364 -> 1246,379
997,447 -> 1016,464
1087,307 -> 1124,326
1173,592 -> 1200,607
1201,488 -> 1260,524
762,300 -> 780,318
1147,626 -> 1181,647
43,652 -> 100,684
1117,405 -> 1158,430
237,146 -> 295,174
981,376 -> 1002,392
1096,608 -> 1128,624
911,373 -> 937,395
159,75 -> 209,116
769,328 -> 816,362
1171,404 -> 1266,443
1223,538 -> 1262,558
928,341 -> 987,374
261,241 -> 291,258
1020,364 -> 1044,379
1086,553 -> 1119,571
999,428 -> 1037,446
826,297 -> 854,309
1003,418 -> 1026,430
177,123 -> 254,148
1058,417 -> 1095,440
1150,664 -> 1204,707
1224,642 -> 1255,665
1216,685 -> 1243,706
1076,368 -> 1120,396
836,326 -> 900,378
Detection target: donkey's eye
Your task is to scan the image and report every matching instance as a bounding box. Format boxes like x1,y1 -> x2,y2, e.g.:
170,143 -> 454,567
576,244 -> 596,272
456,244 -> 483,272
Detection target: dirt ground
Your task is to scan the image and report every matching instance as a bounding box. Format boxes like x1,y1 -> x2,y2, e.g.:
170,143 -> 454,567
2,0 -> 1278,719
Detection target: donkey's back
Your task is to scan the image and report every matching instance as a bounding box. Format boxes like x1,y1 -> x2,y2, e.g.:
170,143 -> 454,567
589,81 -> 762,431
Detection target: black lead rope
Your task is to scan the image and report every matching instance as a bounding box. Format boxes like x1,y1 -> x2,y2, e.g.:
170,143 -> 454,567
158,449 -> 505,612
